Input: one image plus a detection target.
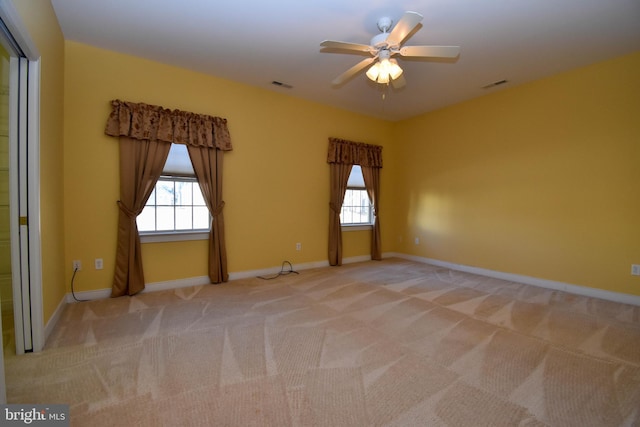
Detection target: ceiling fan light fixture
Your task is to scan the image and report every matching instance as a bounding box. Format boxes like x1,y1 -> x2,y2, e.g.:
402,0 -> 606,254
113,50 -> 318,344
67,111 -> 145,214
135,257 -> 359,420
388,59 -> 403,80
366,62 -> 380,81
366,58 -> 403,84
380,59 -> 393,83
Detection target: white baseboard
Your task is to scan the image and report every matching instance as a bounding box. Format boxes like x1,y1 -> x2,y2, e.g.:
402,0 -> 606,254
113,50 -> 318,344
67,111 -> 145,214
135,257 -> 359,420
229,255 -> 372,280
66,275 -> 212,303
66,288 -> 110,303
65,256 -> 372,302
44,295 -> 67,342
65,252 -> 640,309
343,255 -> 374,264
386,252 -> 640,307
229,260 -> 328,280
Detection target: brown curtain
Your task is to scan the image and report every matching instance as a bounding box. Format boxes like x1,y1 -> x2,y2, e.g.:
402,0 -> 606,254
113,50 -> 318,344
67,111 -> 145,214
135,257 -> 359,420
327,137 -> 382,266
328,163 -> 353,266
362,166 -> 381,260
113,137 -> 171,296
105,100 -> 233,296
187,146 -> 228,283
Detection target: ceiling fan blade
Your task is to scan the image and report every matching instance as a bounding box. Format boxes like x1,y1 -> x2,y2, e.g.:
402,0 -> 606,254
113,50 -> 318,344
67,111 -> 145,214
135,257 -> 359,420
391,74 -> 406,89
332,57 -> 375,85
385,11 -> 423,47
321,40 -> 372,53
399,45 -> 460,58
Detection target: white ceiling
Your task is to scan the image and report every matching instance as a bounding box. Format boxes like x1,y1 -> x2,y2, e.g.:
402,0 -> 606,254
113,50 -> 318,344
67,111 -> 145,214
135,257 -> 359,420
50,0 -> 640,121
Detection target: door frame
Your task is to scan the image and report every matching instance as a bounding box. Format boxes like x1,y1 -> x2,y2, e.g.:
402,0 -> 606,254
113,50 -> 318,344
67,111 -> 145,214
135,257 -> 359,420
0,1 -> 43,356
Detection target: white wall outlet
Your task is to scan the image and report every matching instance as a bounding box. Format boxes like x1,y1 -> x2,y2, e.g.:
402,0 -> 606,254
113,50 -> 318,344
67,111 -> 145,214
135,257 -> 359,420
414,237 -> 419,245
72,260 -> 82,271
95,258 -> 104,270
296,243 -> 302,251
632,264 -> 640,276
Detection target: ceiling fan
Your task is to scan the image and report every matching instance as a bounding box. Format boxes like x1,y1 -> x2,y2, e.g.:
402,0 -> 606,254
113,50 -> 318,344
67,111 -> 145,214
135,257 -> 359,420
320,11 -> 460,88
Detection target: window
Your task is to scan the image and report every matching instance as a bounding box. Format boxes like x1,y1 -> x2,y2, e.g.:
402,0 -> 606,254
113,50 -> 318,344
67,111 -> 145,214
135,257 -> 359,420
340,165 -> 373,226
137,144 -> 210,238
137,177 -> 209,232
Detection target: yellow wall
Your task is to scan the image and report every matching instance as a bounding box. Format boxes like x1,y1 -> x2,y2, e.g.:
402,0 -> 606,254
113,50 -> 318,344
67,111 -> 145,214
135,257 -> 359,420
63,41 -> 396,291
11,0 -> 66,323
395,52 -> 640,296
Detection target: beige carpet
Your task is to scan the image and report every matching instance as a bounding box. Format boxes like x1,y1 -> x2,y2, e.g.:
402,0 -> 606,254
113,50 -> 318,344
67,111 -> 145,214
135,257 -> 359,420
5,258 -> 640,426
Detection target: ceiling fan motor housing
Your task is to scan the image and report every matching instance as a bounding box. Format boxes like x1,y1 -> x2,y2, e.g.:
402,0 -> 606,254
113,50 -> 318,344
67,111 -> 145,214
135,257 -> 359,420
371,32 -> 390,48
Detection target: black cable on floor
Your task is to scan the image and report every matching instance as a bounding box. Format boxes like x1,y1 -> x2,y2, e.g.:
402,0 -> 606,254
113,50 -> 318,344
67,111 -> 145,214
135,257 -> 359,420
257,260 -> 299,280
71,267 -> 87,302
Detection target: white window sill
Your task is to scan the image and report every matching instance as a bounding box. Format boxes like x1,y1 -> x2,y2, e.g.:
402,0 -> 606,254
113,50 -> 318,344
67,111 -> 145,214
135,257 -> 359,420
140,231 -> 209,243
341,224 -> 373,232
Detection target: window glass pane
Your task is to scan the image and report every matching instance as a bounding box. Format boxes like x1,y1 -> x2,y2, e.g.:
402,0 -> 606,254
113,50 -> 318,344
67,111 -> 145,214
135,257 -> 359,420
193,184 -> 206,206
358,191 -> 369,206
342,191 -> 351,206
194,207 -> 210,229
339,209 -> 349,224
175,206 -> 192,230
156,181 -> 175,205
349,190 -> 358,205
137,206 -> 155,231
175,181 -> 192,205
145,188 -> 156,207
156,206 -> 174,230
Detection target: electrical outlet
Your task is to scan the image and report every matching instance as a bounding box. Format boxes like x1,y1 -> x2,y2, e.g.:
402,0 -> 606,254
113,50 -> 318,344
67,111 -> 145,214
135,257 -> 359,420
95,258 -> 104,270
632,264 -> 640,276
72,260 -> 82,271
414,237 -> 419,245
296,243 -> 302,251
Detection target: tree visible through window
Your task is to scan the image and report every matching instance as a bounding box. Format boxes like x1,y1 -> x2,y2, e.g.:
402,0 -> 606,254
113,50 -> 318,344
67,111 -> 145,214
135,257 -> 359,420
340,165 -> 373,225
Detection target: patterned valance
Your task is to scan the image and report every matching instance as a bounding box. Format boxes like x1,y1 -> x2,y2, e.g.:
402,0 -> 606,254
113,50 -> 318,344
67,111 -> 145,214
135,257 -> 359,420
105,100 -> 232,151
327,137 -> 382,168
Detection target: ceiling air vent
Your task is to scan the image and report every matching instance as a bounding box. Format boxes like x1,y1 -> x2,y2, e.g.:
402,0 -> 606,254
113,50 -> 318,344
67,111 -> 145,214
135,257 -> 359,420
482,79 -> 508,89
271,81 -> 293,89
